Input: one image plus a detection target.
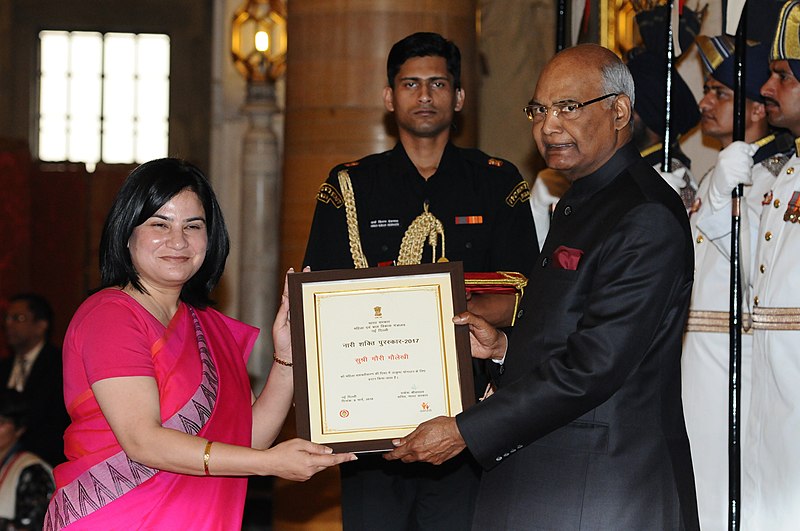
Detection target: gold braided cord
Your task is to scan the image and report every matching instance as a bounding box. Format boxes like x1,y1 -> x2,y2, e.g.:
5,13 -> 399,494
463,271 -> 529,291
338,170 -> 369,269
337,169 -> 446,267
397,203 -> 447,266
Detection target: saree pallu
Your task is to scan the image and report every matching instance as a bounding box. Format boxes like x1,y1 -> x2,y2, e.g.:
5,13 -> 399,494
45,303 -> 257,530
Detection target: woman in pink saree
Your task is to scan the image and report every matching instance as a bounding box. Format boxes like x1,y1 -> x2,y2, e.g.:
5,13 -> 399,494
44,159 -> 355,530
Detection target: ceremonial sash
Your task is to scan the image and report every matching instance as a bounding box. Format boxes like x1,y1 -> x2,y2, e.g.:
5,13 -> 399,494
44,307 -> 217,530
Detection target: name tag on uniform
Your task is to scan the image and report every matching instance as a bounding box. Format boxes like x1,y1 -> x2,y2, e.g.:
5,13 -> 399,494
370,219 -> 401,229
455,215 -> 483,225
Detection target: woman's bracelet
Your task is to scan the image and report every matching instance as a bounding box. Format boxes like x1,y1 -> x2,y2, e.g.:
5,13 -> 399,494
203,440 -> 213,476
273,354 -> 293,367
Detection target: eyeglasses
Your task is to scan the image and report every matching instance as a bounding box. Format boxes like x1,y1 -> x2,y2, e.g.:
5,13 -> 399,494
3,313 -> 30,324
523,93 -> 619,122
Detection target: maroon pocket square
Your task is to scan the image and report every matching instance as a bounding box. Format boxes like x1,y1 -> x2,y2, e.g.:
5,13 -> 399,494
552,245 -> 584,270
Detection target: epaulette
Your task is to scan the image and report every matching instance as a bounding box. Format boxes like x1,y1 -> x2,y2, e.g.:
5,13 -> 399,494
460,148 -> 515,172
754,131 -> 794,176
330,150 -> 391,175
754,131 -> 794,161
323,152 -> 393,207
458,148 -> 529,205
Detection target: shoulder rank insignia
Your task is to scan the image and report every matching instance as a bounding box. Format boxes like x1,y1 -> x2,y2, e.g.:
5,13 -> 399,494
506,181 -> 531,207
488,158 -> 504,167
344,161 -> 360,167
316,183 -> 344,208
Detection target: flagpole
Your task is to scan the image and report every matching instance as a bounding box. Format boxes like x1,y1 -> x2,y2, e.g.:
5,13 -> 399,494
557,0 -> 567,52
729,5 -> 748,531
661,0 -> 675,172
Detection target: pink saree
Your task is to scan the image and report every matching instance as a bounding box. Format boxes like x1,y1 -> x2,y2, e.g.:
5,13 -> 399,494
45,292 -> 257,530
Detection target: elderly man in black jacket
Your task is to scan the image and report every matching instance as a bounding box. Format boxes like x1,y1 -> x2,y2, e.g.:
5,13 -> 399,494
387,44 -> 700,530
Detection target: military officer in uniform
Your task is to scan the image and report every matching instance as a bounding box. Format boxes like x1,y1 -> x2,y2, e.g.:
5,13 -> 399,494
303,32 -> 537,530
682,34 -> 790,531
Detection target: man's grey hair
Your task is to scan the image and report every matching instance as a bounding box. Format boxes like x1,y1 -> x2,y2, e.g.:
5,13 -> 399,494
600,60 -> 635,108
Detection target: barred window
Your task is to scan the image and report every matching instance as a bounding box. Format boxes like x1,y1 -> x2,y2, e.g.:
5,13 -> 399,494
38,30 -> 170,172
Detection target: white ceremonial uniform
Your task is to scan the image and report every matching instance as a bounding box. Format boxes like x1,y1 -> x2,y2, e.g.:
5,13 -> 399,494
682,150 -> 783,531
743,150 -> 800,531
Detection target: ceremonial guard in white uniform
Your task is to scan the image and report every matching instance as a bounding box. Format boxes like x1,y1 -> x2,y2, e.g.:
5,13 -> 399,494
741,6 -> 800,525
698,3 -> 800,527
682,34 -> 790,531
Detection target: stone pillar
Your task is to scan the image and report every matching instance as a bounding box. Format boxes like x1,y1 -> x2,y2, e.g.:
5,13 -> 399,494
239,80 -> 280,387
280,0 -> 478,275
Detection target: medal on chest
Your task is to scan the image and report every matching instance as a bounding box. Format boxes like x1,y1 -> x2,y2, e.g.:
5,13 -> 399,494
784,191 -> 800,223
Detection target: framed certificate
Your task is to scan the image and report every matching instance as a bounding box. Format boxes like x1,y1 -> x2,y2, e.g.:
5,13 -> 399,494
288,262 -> 475,453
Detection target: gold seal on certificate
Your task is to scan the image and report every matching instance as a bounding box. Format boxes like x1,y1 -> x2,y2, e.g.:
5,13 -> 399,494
288,262 -> 474,453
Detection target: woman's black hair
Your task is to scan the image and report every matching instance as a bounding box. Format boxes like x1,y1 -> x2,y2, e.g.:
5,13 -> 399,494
99,158 -> 230,308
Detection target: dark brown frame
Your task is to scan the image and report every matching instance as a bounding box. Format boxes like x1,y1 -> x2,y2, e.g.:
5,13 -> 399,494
288,262 -> 474,453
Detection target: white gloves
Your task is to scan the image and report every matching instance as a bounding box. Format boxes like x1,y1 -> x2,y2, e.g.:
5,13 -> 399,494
708,141 -> 757,211
658,167 -> 689,195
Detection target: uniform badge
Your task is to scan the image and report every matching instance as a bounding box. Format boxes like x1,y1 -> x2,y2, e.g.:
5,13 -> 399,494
784,191 -> 800,223
762,190 -> 773,206
455,215 -> 483,225
487,158 -> 504,167
505,181 -> 531,207
316,183 -> 344,208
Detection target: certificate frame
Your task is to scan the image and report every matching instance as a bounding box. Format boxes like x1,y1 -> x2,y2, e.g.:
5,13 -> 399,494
288,262 -> 474,453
